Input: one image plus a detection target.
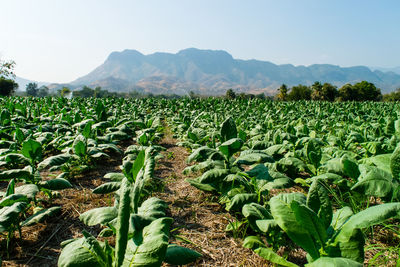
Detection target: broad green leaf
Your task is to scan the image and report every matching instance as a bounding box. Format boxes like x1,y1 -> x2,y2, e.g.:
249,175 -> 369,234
198,169 -> 229,184
80,207 -> 118,226
220,117 -> 237,142
137,197 -> 167,219
0,202 -> 27,232
14,184 -> 39,199
93,182 -> 121,194
104,172 -> 125,181
0,194 -> 28,207
127,150 -> 145,182
74,140 -> 86,157
291,201 -> 327,249
243,236 -> 298,267
115,178 -> 132,267
22,139 -> 42,162
226,193 -> 257,211
391,145 -> 400,180
235,153 -> 274,165
164,244 -> 202,265
185,178 -> 217,192
305,257 -> 362,267
122,217 -> 172,267
307,178 -> 332,229
6,178 -> 15,196
22,206 -> 61,226
351,167 -> 393,198
38,154 -> 72,170
218,138 -> 244,159
40,178 -> 73,190
58,236 -> 106,267
0,169 -> 32,181
270,193 -> 320,260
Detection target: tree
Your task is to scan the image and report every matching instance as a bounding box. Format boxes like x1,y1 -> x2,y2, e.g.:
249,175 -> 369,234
311,81 -> 323,100
0,59 -> 16,79
276,84 -> 288,100
288,84 -> 312,100
338,84 -> 356,101
61,87 -> 71,97
339,81 -> 381,101
320,83 -> 338,101
26,82 -> 39,96
0,58 -> 18,96
383,88 -> 400,101
37,86 -> 49,97
353,81 -> 382,101
73,86 -> 94,98
226,89 -> 236,99
0,77 -> 18,96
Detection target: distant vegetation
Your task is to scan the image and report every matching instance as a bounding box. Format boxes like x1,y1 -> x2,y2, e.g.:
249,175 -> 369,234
274,81 -> 383,101
1,59 -> 400,101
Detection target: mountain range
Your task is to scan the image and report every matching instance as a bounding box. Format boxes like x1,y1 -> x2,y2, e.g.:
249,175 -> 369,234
19,48 -> 400,95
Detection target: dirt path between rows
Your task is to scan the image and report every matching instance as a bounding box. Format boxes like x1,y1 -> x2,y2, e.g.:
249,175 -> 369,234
154,133 -> 268,267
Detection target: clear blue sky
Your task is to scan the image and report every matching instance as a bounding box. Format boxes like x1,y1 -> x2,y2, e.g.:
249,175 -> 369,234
1,0 -> 399,83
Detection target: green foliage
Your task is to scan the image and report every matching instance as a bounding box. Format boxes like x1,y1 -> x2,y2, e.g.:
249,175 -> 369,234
0,77 -> 18,96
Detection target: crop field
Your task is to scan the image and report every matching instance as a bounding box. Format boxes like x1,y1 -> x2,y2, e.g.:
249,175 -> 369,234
0,97 -> 400,266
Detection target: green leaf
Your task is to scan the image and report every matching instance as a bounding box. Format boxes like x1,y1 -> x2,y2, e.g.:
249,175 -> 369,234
122,217 -> 172,267
291,201 -> 327,249
391,145 -> 400,180
14,184 -> 39,199
40,178 -> 73,190
0,194 -> 28,207
336,203 -> 400,240
137,197 -> 168,220
305,257 -> 362,267
185,178 -> 217,192
74,140 -> 86,157
187,146 -> 220,163
243,236 -> 298,267
22,206 -> 61,226
93,182 -> 121,194
351,167 -> 393,198
0,169 -> 32,181
218,138 -> 244,159
80,207 -> 118,226
0,202 -> 27,232
38,153 -> 72,170
6,178 -> 15,196
104,172 -> 125,181
115,178 -> 132,267
127,150 -> 145,182
330,203 -> 400,262
307,178 -> 332,229
226,193 -> 257,211
22,139 -> 42,162
235,152 -> 274,166
58,237 -> 106,267
164,244 -> 202,265
220,117 -> 237,142
198,168 -> 229,184
270,193 -> 320,260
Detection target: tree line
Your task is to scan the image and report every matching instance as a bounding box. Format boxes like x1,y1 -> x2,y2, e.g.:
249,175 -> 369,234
1,59 -> 400,101
274,81 -> 383,101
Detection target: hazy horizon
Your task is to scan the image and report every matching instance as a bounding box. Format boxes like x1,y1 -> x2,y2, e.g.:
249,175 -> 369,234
2,0 -> 399,83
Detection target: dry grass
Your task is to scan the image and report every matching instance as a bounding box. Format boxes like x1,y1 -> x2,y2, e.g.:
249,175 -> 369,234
154,134 -> 269,266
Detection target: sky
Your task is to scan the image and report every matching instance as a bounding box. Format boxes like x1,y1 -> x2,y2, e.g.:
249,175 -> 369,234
1,0 -> 399,83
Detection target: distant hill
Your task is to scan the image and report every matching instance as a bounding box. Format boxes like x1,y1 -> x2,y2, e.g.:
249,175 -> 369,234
15,77 -> 49,91
369,66 -> 400,75
69,48 -> 400,95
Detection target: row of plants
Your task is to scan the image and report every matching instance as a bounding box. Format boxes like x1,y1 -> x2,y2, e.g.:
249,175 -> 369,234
0,97 -> 200,266
166,98 -> 400,266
